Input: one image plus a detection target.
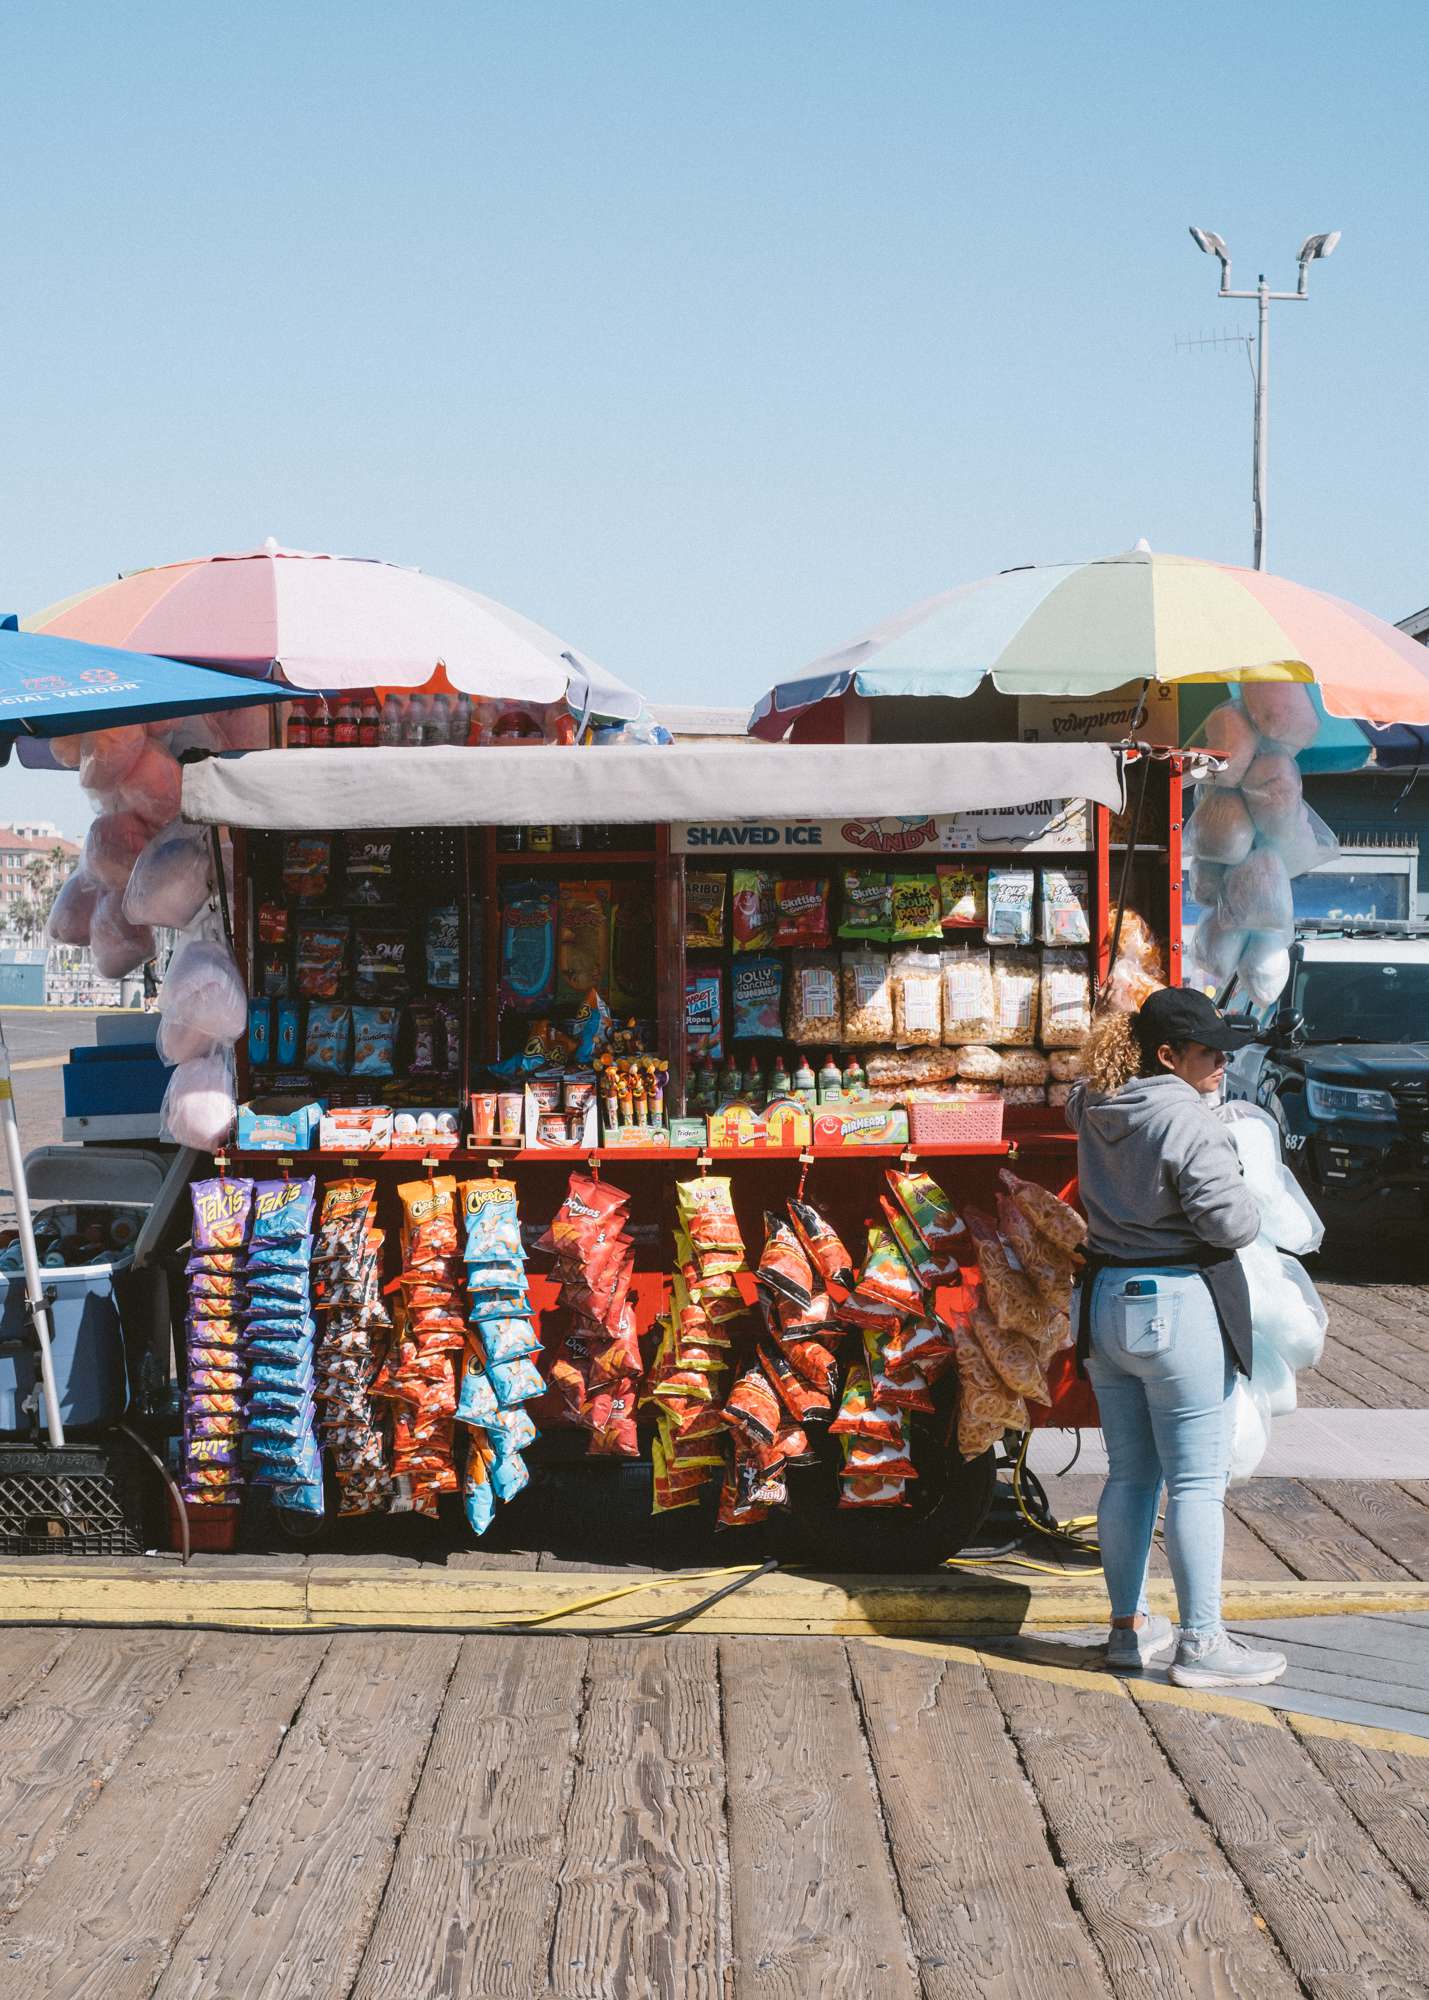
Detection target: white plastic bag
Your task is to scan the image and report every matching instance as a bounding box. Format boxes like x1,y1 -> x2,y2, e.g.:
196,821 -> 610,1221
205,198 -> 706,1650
77,726 -> 147,799
1202,701 -> 1259,787
1235,931 -> 1292,1009
159,937 -> 246,1043
114,741 -> 183,829
1186,787 -> 1255,865
1240,751 -> 1303,842
1251,1339 -> 1298,1417
1275,1255 -> 1328,1369
1238,1236 -> 1326,1375
123,820 -> 213,930
1220,848 -> 1293,934
1241,681 -> 1321,752
44,868 -> 101,947
160,1050 -> 237,1150
1265,802 -> 1341,881
1220,1102 -> 1324,1255
1190,911 -> 1248,984
89,892 -> 156,978
156,1011 -> 226,1066
83,809 -> 152,891
1226,1377 -> 1271,1482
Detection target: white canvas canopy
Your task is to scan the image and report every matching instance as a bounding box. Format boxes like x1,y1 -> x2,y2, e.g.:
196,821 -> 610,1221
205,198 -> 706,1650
180,740 -> 1125,829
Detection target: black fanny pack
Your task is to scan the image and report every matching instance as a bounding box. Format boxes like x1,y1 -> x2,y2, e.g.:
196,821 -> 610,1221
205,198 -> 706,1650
1075,1244 -> 1253,1379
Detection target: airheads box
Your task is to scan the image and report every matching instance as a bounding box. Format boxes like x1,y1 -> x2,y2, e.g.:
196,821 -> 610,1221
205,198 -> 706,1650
812,1102 -> 910,1148
705,1097 -> 812,1152
236,1098 -> 323,1152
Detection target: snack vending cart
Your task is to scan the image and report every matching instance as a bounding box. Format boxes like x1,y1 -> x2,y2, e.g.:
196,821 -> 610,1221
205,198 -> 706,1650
173,736 -> 1190,1565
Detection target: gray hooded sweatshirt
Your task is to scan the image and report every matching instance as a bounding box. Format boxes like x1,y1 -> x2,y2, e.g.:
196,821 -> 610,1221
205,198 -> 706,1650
1066,1075 -> 1261,1261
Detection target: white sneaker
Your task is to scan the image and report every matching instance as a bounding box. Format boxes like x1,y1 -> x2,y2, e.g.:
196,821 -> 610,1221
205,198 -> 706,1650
1106,1613 -> 1176,1670
1169,1628 -> 1288,1688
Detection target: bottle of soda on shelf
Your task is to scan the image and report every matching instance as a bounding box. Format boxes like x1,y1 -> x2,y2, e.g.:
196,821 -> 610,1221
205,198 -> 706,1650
285,703 -> 309,750
308,699 -> 332,749
451,693 -> 473,746
358,695 -> 381,747
333,696 -> 359,748
403,694 -> 427,746
380,694 -> 405,746
425,692 -> 450,745
496,824 -> 523,851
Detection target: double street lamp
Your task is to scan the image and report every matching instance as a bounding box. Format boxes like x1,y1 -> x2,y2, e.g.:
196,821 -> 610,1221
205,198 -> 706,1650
1188,226 -> 1341,570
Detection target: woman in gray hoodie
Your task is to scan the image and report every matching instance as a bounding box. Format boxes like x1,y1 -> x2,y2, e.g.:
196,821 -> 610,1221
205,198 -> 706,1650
1067,985 -> 1287,1689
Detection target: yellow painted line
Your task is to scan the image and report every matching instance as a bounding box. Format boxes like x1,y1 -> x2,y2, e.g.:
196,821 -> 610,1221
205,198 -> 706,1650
9,1054 -> 66,1071
864,1633 -> 1125,1698
1129,1678 -> 1285,1728
2,1563 -> 1425,1638
1286,1710 -> 1429,1760
866,1635 -> 1429,1758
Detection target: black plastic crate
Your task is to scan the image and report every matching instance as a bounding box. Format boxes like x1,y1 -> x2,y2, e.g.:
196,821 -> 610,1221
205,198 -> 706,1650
0,1441 -> 145,1557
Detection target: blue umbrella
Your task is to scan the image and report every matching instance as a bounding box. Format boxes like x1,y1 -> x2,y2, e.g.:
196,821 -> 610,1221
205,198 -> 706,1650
0,616 -> 286,763
0,617 -> 285,1446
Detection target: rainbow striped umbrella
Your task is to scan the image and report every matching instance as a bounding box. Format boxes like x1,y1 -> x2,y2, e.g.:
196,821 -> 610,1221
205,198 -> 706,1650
27,539 -> 645,721
749,545 -> 1429,739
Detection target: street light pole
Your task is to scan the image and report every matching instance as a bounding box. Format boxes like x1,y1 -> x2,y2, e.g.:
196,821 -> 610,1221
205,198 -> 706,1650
1188,228 -> 1341,570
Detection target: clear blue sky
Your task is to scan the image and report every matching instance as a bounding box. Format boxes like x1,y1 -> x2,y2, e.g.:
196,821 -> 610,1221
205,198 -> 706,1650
3,1 -> 1425,836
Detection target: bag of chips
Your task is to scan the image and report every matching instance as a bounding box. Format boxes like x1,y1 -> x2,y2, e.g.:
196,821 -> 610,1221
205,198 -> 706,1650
351,1005 -> 399,1076
967,1300 -> 1045,1400
283,835 -> 331,902
953,1317 -> 1029,1436
885,1167 -> 966,1265
966,1212 -> 1042,1338
500,878 -> 558,1007
838,1472 -> 909,1508
557,880 -> 611,1003
828,1363 -> 903,1443
305,1004 -> 351,1074
756,1213 -> 815,1310
773,877 -> 832,950
294,919 -> 349,1001
252,1177 -> 317,1243
857,1225 -> 924,1314
1039,950 -> 1092,1049
998,1169 -> 1087,1252
787,1198 -> 855,1291
758,1342 -> 832,1425
721,1366 -> 782,1446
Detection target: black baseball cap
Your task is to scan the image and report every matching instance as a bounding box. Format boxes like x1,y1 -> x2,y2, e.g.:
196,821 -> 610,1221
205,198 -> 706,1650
1133,985 -> 1257,1055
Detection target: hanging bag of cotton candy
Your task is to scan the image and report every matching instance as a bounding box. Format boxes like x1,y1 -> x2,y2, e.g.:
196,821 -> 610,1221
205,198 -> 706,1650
1226,1376 -> 1273,1481
160,1046 -> 238,1151
156,934 -> 247,1066
1220,1102 -> 1324,1256
123,820 -> 215,932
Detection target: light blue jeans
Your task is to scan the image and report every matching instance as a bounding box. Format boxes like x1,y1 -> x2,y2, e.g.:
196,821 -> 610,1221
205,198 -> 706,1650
1082,1266 -> 1234,1637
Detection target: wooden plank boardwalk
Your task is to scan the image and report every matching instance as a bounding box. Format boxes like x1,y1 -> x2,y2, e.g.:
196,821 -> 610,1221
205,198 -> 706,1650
2,1627 -> 1428,1998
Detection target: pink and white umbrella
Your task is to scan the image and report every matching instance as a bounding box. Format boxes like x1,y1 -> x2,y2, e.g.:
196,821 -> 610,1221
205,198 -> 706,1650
27,540 -> 644,720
